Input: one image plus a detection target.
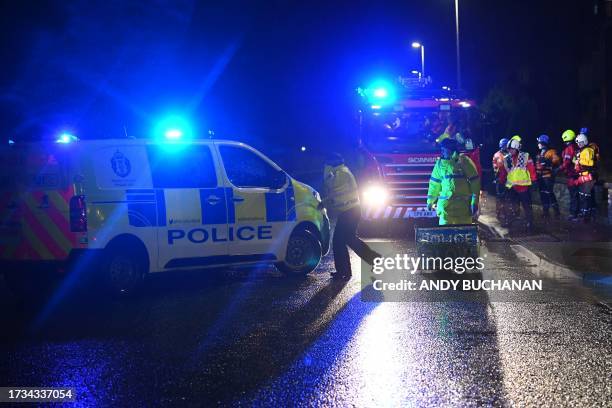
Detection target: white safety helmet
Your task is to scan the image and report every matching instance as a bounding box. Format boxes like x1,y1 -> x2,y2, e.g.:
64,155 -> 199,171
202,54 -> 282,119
576,133 -> 588,148
507,138 -> 521,150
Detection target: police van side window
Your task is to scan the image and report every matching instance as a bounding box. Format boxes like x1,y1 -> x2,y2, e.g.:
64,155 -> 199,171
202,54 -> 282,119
219,145 -> 286,189
148,145 -> 217,188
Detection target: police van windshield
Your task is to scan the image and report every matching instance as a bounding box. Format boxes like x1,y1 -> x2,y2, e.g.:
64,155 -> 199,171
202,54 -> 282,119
219,145 -> 286,190
362,108 -> 475,154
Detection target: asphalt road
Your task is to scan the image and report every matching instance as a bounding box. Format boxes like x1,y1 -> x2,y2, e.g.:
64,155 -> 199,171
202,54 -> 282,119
0,231 -> 611,407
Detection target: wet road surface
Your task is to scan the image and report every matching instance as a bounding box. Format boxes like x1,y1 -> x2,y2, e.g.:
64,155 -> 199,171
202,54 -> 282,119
0,233 -> 611,406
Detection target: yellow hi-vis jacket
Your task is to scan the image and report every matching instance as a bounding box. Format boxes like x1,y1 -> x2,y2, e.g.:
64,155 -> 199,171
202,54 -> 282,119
427,153 -> 480,225
322,164 -> 360,213
577,146 -> 596,169
505,152 -> 533,188
575,146 -> 596,184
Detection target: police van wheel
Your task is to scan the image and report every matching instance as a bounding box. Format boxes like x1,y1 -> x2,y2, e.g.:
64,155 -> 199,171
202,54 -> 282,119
103,247 -> 146,296
277,230 -> 322,276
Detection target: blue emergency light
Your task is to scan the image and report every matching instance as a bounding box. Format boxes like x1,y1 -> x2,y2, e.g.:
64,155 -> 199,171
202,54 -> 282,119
165,129 -> 183,140
56,133 -> 78,144
373,88 -> 388,98
153,114 -> 194,142
365,79 -> 396,106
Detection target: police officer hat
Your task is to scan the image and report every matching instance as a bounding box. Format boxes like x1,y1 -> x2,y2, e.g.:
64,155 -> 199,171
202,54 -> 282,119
439,138 -> 459,151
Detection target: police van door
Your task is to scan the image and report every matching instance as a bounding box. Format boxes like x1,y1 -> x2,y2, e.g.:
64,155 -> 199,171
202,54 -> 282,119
217,143 -> 295,260
147,144 -> 228,270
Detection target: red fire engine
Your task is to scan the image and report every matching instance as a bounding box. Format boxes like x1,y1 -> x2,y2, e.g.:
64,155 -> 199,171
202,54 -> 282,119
354,76 -> 482,224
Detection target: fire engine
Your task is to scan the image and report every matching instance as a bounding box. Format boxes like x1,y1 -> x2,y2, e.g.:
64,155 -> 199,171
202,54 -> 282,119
353,76 -> 482,226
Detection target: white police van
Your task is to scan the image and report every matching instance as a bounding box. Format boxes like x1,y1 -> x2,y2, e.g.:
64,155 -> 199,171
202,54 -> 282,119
0,139 -> 330,295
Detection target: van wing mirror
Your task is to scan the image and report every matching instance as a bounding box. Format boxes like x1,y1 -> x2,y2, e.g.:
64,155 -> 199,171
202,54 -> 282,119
272,170 -> 288,190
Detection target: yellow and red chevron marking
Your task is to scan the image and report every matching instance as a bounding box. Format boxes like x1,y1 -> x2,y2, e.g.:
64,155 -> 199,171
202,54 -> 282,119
0,187 -> 79,261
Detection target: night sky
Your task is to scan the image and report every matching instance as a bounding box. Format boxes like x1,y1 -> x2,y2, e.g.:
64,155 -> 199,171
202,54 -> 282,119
0,0 -> 597,153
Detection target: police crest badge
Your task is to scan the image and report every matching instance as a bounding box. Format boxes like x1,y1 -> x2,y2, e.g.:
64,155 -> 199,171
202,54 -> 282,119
111,150 -> 131,178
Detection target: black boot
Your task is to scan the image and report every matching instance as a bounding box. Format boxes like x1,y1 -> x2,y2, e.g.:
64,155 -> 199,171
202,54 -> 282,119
365,250 -> 382,266
331,272 -> 351,280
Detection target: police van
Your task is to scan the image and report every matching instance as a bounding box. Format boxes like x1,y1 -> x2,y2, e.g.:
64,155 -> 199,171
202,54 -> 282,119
0,138 -> 330,295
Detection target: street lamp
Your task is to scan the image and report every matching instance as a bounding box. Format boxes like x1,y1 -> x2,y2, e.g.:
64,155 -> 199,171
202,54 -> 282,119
454,0 -> 462,89
411,42 -> 425,78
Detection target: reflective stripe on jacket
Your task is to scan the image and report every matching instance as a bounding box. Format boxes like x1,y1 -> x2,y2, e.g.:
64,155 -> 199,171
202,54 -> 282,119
322,164 -> 360,212
505,152 -> 533,188
427,153 -> 481,209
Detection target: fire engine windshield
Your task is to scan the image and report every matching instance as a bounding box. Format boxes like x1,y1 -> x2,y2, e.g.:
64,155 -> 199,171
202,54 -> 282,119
362,108 -> 475,153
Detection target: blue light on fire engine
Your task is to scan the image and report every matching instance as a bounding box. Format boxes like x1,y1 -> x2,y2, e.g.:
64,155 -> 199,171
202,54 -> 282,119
56,133 -> 78,144
365,79 -> 396,107
373,88 -> 388,98
165,129 -> 183,140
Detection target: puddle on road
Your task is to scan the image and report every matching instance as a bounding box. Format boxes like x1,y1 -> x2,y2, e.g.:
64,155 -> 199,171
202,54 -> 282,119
358,237 -> 612,305
484,241 -> 612,306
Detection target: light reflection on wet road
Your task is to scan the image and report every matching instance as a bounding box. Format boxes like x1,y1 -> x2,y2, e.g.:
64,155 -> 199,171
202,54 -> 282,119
0,237 -> 610,406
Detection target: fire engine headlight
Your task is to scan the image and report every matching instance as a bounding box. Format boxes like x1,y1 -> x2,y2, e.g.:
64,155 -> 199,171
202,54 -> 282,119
362,185 -> 388,207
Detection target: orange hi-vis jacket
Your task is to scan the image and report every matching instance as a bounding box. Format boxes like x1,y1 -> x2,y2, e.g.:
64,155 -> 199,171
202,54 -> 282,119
535,148 -> 560,179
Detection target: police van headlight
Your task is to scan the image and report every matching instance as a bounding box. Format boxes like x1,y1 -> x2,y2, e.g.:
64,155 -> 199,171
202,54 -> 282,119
362,184 -> 389,207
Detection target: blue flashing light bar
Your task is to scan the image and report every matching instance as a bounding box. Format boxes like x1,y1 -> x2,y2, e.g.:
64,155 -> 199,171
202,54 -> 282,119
56,133 -> 78,144
165,129 -> 183,140
373,88 -> 388,98
364,79 -> 397,107
153,114 -> 194,142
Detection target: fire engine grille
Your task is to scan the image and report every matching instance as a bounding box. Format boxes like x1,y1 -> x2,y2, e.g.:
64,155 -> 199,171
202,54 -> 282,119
378,160 -> 436,207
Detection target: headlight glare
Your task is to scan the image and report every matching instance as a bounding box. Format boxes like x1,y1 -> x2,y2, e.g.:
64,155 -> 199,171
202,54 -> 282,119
362,185 -> 388,206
